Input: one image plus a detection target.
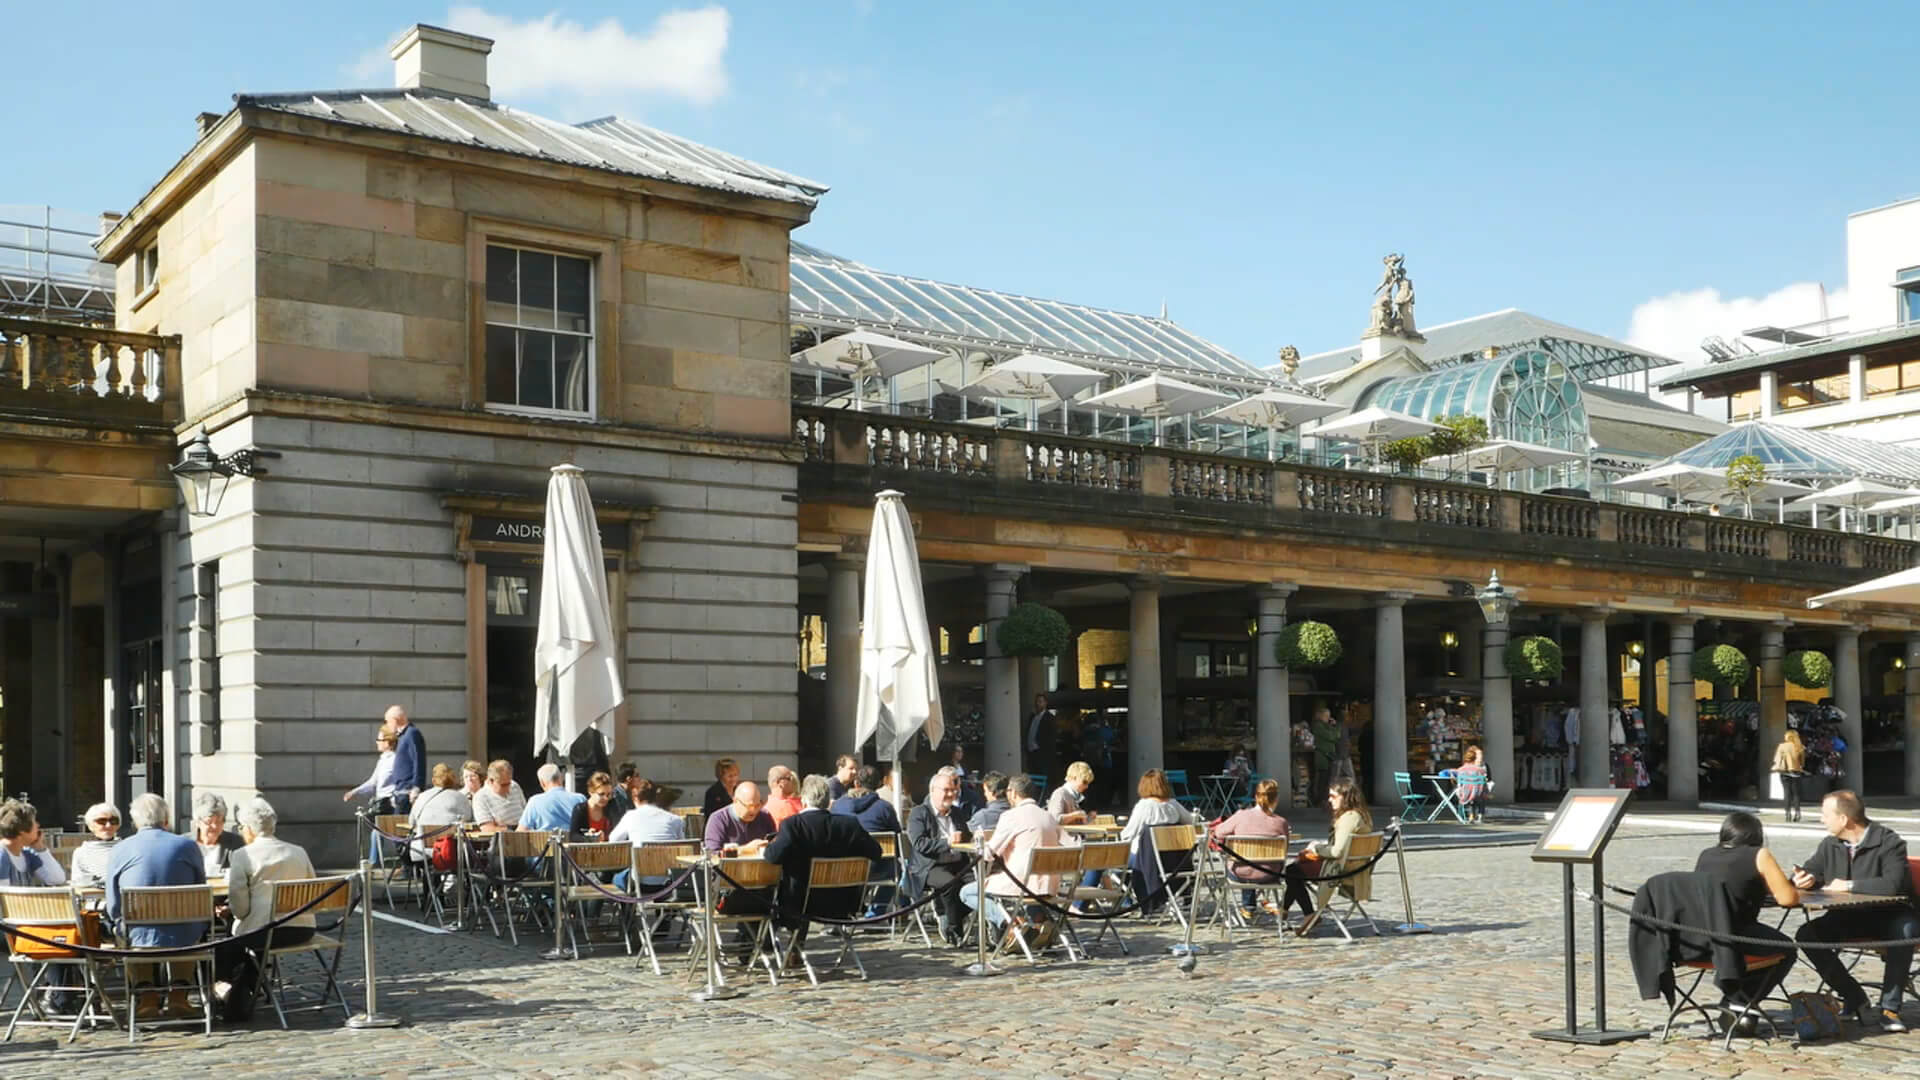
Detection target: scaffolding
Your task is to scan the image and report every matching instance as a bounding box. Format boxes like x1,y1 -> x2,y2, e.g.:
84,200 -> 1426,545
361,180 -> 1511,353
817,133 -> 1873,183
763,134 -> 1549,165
0,206 -> 115,322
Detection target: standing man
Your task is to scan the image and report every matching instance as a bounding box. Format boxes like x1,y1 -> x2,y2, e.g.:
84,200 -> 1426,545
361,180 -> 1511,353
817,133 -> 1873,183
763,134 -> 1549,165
1792,789 -> 1920,1032
386,705 -> 426,814
1026,693 -> 1056,780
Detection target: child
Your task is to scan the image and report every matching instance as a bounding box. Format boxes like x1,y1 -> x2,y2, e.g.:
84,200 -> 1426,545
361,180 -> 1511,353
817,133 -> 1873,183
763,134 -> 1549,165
1453,747 -> 1490,824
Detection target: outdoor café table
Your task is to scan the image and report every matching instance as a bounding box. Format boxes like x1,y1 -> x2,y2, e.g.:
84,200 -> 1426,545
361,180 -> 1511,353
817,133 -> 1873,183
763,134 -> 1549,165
1063,824 -> 1120,839
1769,889 -> 1907,929
1198,775 -> 1244,819
1421,773 -> 1468,824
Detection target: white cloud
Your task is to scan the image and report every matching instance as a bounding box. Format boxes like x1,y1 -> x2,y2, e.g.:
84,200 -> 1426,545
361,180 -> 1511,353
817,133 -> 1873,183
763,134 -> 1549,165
1626,281 -> 1847,364
440,5 -> 731,106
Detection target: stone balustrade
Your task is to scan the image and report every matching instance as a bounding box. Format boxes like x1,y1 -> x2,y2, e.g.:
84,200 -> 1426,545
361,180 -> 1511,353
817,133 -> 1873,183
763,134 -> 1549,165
794,404 -> 1920,581
0,316 -> 182,425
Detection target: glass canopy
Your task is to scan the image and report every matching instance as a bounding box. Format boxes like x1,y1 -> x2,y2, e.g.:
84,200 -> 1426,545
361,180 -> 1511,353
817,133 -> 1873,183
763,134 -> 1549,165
789,242 -> 1269,387
1356,349 -> 1590,453
1666,423 -> 1920,485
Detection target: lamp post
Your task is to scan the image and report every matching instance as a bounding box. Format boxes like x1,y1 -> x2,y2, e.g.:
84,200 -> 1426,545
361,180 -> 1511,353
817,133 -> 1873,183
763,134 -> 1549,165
1476,570 -> 1515,626
169,428 -> 279,517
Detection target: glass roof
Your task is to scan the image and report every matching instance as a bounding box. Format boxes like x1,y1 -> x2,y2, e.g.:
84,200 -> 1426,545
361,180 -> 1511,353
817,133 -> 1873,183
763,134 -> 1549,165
1355,349 -> 1590,452
789,242 -> 1269,387
1667,423 -> 1920,485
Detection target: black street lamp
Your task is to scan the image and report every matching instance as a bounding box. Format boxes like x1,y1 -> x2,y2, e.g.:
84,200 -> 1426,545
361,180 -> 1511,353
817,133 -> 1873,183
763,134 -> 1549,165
1476,569 -> 1515,625
170,428 -> 279,518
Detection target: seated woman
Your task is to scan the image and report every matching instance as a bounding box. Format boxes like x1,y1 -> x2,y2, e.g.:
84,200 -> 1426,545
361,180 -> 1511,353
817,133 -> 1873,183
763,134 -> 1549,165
570,771 -> 624,841
214,797 -> 317,1018
193,792 -> 247,879
1453,747 -> 1490,824
1694,811 -> 1798,1020
1282,777 -> 1372,927
70,802 -> 122,890
1211,778 -> 1289,917
1118,768 -> 1195,912
408,762 -> 475,866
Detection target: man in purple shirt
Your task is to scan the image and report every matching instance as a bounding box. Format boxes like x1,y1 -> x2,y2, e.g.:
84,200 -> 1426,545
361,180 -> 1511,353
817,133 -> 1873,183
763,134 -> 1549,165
703,781 -> 775,853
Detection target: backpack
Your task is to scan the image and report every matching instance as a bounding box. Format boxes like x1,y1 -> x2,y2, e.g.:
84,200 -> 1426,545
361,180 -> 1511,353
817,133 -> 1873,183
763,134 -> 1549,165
431,831 -> 458,872
1788,992 -> 1843,1044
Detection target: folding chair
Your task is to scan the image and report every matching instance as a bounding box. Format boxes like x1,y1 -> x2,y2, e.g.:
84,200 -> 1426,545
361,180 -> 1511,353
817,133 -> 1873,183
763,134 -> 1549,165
861,832 -> 900,929
1298,831 -> 1384,942
479,830 -> 556,945
1163,770 -> 1199,810
1070,840 -> 1133,955
1027,773 -> 1049,794
1392,773 -> 1430,821
372,814 -> 413,908
1150,824 -> 1200,931
628,840 -> 702,974
1658,954 -> 1788,1050
685,857 -> 782,987
260,875 -> 356,1028
774,855 -> 871,985
117,883 -> 216,1042
1,887 -> 115,1043
993,846 -> 1084,964
558,841 -> 633,957
1214,834 -> 1293,942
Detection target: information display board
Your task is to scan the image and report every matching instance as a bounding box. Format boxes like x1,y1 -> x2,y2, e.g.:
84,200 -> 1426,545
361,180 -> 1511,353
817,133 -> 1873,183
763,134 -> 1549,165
1530,788 -> 1634,865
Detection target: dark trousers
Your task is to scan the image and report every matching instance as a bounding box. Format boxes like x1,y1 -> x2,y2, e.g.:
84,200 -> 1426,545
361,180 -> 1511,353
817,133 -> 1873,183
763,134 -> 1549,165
214,925 -> 316,984
925,863 -> 972,935
1796,906 -> 1920,1012
1281,861 -> 1320,916
1723,922 -> 1797,1005
1780,774 -> 1803,819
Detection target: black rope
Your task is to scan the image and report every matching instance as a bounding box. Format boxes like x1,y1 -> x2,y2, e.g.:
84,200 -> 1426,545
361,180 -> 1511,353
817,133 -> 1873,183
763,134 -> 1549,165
1212,828 -> 1400,885
708,858 -> 965,927
1583,887 -> 1920,950
555,844 -> 698,906
1,878 -> 351,960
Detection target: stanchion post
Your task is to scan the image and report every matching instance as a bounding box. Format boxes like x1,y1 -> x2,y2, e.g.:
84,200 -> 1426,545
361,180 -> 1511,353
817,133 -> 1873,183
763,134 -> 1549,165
1390,821 -> 1431,934
346,858 -> 402,1029
1591,856 -> 1607,1031
1170,827 -> 1207,958
451,828 -> 466,931
541,831 -> 571,961
963,842 -> 1003,977
691,854 -> 739,1001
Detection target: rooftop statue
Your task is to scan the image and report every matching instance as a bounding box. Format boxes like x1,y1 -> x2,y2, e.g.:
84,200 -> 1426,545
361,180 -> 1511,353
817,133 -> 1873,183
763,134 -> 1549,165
1367,253 -> 1418,338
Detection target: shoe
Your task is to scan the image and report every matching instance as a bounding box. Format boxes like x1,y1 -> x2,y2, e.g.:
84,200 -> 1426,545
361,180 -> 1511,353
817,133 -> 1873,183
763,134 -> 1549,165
1259,898 -> 1284,918
1880,1009 -> 1908,1033
1841,999 -> 1871,1026
166,990 -> 194,1016
135,992 -> 164,1020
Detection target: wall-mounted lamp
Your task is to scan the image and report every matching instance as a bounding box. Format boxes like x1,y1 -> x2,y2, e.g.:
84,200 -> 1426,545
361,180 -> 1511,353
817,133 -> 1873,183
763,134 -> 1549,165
1896,657 -> 1908,671
1627,641 -> 1645,658
1440,631 -> 1459,649
170,427 -> 280,518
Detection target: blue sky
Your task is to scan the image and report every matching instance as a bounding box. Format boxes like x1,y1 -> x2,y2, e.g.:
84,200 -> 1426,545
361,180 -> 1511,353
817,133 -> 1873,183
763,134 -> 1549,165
7,2 -> 1915,368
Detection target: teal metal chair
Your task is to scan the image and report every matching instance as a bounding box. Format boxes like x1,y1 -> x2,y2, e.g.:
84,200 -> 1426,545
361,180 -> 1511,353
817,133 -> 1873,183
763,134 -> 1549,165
1392,772 -> 1431,820
1164,769 -> 1199,810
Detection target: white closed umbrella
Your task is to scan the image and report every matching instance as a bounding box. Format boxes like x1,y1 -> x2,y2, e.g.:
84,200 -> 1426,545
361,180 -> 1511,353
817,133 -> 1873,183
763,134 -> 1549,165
1082,373 -> 1235,445
854,490 -> 944,826
1202,388 -> 1342,460
1790,477 -> 1908,532
956,354 -> 1105,430
793,330 -> 945,412
534,464 -> 625,788
1809,565 -> 1920,608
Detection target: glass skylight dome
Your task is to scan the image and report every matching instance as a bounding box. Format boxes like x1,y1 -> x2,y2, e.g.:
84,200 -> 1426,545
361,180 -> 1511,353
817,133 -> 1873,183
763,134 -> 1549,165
1356,348 -> 1590,453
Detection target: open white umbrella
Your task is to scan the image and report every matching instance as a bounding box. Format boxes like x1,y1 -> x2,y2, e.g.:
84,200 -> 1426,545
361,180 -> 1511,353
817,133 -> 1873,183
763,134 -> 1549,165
1608,462 -> 1730,504
534,464 -> 625,788
853,490 -> 944,827
956,354 -> 1105,430
1082,373 -> 1235,445
1202,388 -> 1342,460
1809,565 -> 1920,608
1714,476 -> 1816,521
1306,407 -> 1440,466
793,330 -> 945,412
1424,438 -> 1581,485
1790,477 -> 1909,531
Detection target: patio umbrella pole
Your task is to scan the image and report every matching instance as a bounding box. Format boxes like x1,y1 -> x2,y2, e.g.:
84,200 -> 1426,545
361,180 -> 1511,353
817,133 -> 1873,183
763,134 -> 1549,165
541,829 -> 571,960
963,843 -> 1002,976
691,855 -> 740,1001
346,858 -> 402,1029
1389,820 -> 1430,934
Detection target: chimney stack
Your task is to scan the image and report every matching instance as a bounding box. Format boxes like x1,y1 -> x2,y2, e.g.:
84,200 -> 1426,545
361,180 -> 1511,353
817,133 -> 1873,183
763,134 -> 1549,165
389,24 -> 493,100
195,112 -> 223,138
98,212 -> 124,238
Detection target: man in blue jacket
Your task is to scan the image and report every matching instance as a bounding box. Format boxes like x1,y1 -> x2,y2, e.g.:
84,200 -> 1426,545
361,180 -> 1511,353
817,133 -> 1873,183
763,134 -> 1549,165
106,793 -> 207,1018
1792,789 -> 1920,1032
386,704 -> 426,813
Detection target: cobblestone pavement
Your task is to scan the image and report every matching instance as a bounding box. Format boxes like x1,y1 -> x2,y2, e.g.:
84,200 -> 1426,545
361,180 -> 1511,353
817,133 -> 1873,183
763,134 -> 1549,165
9,821 -> 1920,1079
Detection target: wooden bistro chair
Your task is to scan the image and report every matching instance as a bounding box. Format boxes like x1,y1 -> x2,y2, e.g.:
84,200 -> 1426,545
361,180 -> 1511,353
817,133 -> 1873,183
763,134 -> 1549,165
628,840 -> 702,974
1069,840 -> 1134,955
117,883 -> 217,1042
260,875 -> 357,1028
1298,832 -> 1385,942
372,814 -> 413,908
995,846 -> 1085,965
775,855 -> 872,985
685,857 -> 782,988
1150,824 -> 1201,931
1,887 -> 114,1043
860,832 -> 902,938
558,841 -> 632,957
479,830 -> 556,945
1214,834 -> 1293,942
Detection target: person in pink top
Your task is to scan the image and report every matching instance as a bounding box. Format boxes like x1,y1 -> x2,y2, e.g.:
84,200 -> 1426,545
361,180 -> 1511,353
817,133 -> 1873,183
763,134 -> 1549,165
961,774 -> 1077,951
1453,747 -> 1490,824
1211,778 -> 1291,918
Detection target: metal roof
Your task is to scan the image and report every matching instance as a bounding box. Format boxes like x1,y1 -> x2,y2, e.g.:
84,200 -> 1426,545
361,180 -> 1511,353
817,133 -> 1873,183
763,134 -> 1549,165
788,241 -> 1273,388
1654,322 -> 1920,391
235,89 -> 821,207
1665,422 -> 1920,486
1291,309 -> 1677,383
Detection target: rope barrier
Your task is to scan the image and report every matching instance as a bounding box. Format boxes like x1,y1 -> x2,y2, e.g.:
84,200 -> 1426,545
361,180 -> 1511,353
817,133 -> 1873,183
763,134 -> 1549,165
0,878 -> 352,960
1213,828 -> 1402,886
707,858 -> 964,927
553,845 -> 698,906
1581,885 -> 1920,950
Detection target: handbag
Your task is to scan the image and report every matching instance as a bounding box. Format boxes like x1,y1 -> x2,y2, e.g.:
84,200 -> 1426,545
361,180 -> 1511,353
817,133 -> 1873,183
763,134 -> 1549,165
430,831 -> 458,872
1788,991 -> 1843,1043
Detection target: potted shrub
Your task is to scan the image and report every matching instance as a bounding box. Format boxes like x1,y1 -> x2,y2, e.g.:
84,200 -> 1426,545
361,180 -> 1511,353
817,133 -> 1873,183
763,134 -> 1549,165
1503,635 -> 1565,681
996,602 -> 1071,658
1783,649 -> 1834,690
1275,621 -> 1342,670
1692,644 -> 1753,689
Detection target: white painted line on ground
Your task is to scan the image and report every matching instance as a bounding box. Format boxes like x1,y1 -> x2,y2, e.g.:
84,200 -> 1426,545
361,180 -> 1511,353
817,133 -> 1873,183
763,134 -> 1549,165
372,909 -> 452,934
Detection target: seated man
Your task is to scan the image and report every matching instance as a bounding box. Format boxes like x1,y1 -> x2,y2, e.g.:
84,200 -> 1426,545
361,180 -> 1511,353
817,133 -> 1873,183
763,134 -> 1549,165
0,798 -> 65,886
472,760 -> 527,833
827,755 -> 859,802
968,772 -> 1010,836
519,762 -> 585,833
1792,789 -> 1920,1033
832,765 -> 903,834
608,779 -> 687,890
905,771 -> 974,944
962,773 -> 1074,946
703,781 -> 774,855
763,774 -> 882,962
106,794 -> 208,1018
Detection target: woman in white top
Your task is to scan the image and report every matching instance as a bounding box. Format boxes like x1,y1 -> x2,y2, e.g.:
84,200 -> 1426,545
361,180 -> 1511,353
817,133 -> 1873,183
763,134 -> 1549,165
1117,768 -> 1195,853
345,725 -> 399,864
69,801 -> 122,890
408,763 -> 476,862
216,797 -> 317,1007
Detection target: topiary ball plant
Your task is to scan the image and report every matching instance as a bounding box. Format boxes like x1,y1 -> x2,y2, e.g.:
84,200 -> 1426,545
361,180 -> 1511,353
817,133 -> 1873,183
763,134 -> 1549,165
1275,620 -> 1342,670
1504,635 -> 1565,682
1783,649 -> 1834,690
996,602 -> 1071,658
1692,644 -> 1753,689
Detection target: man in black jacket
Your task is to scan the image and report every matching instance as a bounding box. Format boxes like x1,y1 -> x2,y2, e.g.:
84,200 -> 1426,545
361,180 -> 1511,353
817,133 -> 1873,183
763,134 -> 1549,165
763,774 -> 882,960
905,771 -> 973,944
1792,789 -> 1920,1032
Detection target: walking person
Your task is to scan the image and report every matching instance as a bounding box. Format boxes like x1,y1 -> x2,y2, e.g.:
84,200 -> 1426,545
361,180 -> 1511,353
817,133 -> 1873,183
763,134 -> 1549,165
1772,729 -> 1807,823
385,705 -> 426,814
344,725 -> 400,863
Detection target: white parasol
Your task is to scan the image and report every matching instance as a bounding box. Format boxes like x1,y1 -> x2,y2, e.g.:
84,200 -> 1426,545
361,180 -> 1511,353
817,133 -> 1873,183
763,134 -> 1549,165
853,490 -> 944,826
1202,388 -> 1342,460
1081,373 -> 1234,445
534,464 -> 626,789
792,330 -> 945,412
955,354 -> 1105,430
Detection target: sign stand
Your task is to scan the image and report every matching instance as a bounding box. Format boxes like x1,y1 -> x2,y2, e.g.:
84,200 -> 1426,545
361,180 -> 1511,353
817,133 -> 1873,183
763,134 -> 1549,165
1529,788 -> 1647,1045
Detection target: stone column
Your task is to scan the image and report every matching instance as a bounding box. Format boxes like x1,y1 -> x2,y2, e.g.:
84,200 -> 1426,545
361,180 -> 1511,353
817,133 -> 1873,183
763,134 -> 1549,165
1579,609 -> 1612,787
1459,622 -> 1483,681
1372,592 -> 1411,803
1834,626 -> 1864,794
983,565 -> 1025,776
1906,633 -> 1920,796
1759,621 -> 1789,796
1254,584 -> 1297,795
1481,613 -> 1513,805
1667,617 -> 1700,803
825,556 -> 862,761
1127,577 -> 1164,789
1020,653 -> 1048,774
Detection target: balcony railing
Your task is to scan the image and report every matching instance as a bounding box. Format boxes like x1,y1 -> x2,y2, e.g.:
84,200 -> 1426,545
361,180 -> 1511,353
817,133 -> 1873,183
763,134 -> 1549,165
0,315 -> 181,425
795,404 -> 1920,577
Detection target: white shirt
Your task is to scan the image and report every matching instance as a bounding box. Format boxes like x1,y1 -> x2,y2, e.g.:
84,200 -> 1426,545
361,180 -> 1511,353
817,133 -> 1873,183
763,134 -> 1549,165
4,846 -> 64,886
473,781 -> 527,828
609,803 -> 687,846
350,750 -> 398,801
